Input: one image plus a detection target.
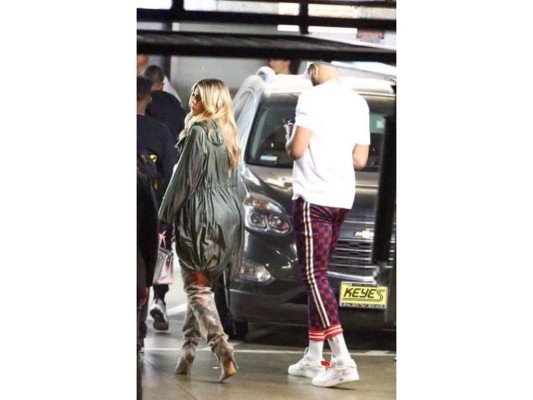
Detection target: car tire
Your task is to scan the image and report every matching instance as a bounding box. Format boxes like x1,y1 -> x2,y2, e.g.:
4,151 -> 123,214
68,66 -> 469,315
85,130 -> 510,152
213,273 -> 249,339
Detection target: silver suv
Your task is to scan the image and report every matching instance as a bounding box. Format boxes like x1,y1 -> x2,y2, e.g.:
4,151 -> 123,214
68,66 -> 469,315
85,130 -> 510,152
214,67 -> 396,337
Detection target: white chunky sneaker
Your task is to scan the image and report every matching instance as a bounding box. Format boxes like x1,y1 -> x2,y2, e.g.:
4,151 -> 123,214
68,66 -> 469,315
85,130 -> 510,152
288,348 -> 326,378
311,358 -> 359,387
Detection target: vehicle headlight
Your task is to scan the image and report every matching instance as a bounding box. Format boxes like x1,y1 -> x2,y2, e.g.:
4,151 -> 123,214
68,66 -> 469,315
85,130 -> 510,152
238,259 -> 272,283
243,193 -> 292,235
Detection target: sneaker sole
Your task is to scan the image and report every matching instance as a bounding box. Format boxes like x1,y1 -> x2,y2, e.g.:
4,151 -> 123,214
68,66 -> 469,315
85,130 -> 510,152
150,310 -> 169,331
312,374 -> 360,388
288,367 -> 325,379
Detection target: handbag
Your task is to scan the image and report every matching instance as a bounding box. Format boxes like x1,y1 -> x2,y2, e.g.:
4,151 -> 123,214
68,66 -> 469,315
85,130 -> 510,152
153,246 -> 174,285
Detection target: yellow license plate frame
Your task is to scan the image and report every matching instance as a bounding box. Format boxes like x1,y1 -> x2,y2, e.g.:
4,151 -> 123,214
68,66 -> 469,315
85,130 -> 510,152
339,282 -> 388,309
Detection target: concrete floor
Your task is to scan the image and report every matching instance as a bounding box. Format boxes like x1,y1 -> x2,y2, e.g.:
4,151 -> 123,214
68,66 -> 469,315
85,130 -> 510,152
140,265 -> 396,400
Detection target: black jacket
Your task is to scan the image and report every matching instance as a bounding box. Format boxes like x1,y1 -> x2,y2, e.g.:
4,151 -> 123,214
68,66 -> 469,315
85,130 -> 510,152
137,172 -> 159,302
137,114 -> 178,204
146,91 -> 187,142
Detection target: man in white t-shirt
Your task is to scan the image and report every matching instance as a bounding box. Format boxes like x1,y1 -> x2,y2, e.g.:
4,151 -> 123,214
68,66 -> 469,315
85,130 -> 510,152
285,62 -> 370,388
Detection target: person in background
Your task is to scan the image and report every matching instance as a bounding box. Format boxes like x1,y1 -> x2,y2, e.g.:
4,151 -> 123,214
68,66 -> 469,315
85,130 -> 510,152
285,62 -> 370,388
141,65 -> 186,327
158,79 -> 244,383
142,64 -> 187,141
137,169 -> 159,400
137,54 -> 183,103
137,76 -> 178,336
268,58 -> 301,75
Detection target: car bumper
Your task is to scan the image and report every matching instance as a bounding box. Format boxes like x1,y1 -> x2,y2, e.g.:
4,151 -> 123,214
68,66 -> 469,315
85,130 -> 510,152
229,286 -> 394,330
231,230 -> 395,330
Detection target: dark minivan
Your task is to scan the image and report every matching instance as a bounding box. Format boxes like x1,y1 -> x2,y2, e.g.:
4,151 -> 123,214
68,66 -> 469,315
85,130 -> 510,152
215,67 -> 396,337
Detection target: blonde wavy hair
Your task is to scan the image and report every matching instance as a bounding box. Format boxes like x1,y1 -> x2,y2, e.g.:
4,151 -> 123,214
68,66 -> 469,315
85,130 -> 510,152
179,79 -> 241,172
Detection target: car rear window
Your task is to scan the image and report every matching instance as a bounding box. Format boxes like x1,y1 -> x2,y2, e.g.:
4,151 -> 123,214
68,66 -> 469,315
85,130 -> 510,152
245,94 -> 395,171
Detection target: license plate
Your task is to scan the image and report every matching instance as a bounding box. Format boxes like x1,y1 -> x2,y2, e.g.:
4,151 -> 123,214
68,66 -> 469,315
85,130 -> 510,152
339,282 -> 388,309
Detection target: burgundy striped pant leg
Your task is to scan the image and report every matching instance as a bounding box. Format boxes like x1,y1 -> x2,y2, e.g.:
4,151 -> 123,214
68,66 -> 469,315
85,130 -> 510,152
293,198 -> 348,342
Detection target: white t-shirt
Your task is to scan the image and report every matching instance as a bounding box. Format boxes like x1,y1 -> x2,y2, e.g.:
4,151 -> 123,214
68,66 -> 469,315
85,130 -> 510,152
292,80 -> 370,209
163,76 -> 183,104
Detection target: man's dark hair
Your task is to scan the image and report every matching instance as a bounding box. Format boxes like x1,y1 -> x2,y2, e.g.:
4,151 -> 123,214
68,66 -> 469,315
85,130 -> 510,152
137,76 -> 152,101
289,59 -> 301,75
143,65 -> 165,85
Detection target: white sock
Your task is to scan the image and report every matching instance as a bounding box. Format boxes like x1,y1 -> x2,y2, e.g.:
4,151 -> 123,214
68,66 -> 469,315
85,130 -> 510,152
327,334 -> 352,365
306,340 -> 324,361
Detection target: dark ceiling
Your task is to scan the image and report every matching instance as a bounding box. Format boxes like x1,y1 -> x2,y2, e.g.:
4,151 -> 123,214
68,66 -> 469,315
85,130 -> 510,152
137,0 -> 396,62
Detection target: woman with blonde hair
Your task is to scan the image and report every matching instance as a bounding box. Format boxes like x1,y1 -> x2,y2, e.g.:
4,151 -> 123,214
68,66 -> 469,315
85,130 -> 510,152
159,79 -> 244,382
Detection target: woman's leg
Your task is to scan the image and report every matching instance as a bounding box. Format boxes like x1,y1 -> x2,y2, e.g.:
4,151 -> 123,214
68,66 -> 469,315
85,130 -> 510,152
175,300 -> 201,374
181,269 -> 237,381
181,270 -> 227,347
181,302 -> 201,347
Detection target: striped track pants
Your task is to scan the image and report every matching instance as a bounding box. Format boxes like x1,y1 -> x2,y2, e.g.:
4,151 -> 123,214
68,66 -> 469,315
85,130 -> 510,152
293,197 -> 349,342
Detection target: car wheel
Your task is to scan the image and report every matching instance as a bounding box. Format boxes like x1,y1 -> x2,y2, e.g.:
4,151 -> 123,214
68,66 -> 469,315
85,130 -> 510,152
213,272 -> 249,339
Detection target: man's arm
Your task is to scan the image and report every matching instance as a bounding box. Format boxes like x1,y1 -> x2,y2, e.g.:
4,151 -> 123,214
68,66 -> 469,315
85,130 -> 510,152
285,126 -> 313,160
353,144 -> 369,170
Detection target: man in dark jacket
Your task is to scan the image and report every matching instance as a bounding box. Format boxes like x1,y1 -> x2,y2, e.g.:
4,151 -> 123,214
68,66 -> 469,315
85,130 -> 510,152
143,65 -> 187,142
137,171 -> 159,349
137,170 -> 158,400
137,76 -> 177,204
137,76 -> 178,332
